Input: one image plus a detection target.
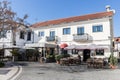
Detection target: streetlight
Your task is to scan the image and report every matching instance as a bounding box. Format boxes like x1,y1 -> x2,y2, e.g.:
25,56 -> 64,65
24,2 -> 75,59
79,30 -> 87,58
55,36 -> 59,54
108,36 -> 114,55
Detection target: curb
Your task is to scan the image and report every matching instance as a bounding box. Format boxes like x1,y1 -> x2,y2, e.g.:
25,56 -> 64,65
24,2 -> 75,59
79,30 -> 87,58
8,66 -> 22,80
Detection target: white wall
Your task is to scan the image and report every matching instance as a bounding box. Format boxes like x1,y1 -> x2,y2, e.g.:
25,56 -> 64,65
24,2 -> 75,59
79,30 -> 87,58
32,17 -> 112,58
0,30 -> 13,47
33,18 -> 111,45
16,31 -> 34,46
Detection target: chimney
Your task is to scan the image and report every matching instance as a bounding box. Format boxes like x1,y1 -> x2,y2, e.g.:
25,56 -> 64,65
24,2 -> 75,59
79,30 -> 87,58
106,5 -> 111,12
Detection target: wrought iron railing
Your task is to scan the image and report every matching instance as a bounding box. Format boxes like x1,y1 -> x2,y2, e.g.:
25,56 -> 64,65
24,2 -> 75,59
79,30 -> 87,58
46,36 -> 55,41
73,33 -> 89,41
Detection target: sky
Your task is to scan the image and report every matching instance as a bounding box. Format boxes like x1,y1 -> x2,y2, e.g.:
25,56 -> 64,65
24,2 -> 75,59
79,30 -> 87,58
1,0 -> 120,37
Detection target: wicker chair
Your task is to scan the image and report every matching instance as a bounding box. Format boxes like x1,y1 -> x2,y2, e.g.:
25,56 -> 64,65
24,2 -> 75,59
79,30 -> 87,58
87,58 -> 93,68
97,58 -> 104,68
60,58 -> 69,66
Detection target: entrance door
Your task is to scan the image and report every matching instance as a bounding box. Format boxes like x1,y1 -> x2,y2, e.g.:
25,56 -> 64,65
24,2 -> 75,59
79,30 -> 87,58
83,49 -> 91,62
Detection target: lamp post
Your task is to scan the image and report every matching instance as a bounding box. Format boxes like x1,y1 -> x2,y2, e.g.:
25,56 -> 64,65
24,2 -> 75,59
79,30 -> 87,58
108,36 -> 114,55
55,36 -> 59,54
108,9 -> 114,55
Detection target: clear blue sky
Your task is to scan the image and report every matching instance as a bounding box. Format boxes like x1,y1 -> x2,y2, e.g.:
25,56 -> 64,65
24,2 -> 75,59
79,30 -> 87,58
2,0 -> 120,37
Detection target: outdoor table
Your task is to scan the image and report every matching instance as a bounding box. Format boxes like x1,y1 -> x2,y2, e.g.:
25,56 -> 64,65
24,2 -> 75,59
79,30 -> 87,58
87,58 -> 104,68
87,58 -> 94,68
60,58 -> 69,66
96,58 -> 104,68
60,57 -> 81,66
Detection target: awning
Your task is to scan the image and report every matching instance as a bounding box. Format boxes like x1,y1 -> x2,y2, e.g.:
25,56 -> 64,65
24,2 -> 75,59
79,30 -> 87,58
25,42 -> 56,48
86,44 -> 108,50
65,45 -> 86,50
60,43 -> 68,48
0,45 -> 22,49
65,44 -> 108,50
64,44 -> 76,50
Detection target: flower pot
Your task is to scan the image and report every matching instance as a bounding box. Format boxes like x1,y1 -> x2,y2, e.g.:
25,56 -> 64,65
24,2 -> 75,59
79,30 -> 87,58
109,64 -> 117,69
56,60 -> 60,64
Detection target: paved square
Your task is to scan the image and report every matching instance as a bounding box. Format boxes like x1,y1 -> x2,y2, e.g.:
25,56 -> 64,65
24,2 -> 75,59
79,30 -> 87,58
0,70 -> 10,74
15,62 -> 120,80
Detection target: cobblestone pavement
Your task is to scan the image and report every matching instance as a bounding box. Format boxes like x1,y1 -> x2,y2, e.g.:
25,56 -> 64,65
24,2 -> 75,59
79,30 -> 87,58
0,70 -> 10,74
15,62 -> 120,80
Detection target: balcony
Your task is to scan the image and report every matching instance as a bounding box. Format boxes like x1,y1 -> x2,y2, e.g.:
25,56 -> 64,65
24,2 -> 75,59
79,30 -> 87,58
46,36 -> 55,42
73,33 -> 92,42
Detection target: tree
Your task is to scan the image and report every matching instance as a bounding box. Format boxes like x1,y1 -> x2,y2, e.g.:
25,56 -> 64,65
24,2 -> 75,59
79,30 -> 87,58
0,0 -> 29,43
0,0 -> 30,61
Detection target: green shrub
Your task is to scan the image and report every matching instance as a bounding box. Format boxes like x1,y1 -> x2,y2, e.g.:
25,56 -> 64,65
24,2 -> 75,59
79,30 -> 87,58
0,62 -> 5,67
46,54 -> 55,62
55,54 -> 70,61
62,54 -> 70,58
109,53 -> 118,66
55,55 -> 62,61
46,54 -> 54,59
10,49 -> 19,56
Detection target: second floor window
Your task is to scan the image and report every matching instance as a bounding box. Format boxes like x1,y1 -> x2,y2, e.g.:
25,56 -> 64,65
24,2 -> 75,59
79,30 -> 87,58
92,25 -> 103,32
27,32 -> 31,41
63,28 -> 70,35
77,27 -> 84,35
38,31 -> 44,37
20,31 -> 24,39
50,31 -> 55,37
0,30 -> 7,38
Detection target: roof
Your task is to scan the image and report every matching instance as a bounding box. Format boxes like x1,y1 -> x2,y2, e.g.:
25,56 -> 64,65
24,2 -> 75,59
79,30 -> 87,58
32,11 -> 114,28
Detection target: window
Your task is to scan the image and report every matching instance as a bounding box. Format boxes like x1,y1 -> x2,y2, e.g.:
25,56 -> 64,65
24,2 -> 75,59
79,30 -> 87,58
50,31 -> 55,37
0,30 -> 7,38
27,32 -> 31,41
38,31 -> 44,37
63,28 -> 70,35
20,31 -> 24,39
77,27 -> 84,35
72,49 -> 78,54
96,49 -> 104,55
92,25 -> 103,32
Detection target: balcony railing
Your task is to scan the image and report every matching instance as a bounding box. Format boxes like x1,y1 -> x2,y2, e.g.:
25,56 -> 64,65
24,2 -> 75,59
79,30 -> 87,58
73,33 -> 90,42
46,36 -> 55,42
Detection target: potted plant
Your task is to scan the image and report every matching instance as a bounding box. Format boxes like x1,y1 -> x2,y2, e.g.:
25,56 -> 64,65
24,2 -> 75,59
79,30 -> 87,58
0,61 -> 5,67
10,49 -> 19,62
108,53 -> 118,69
46,54 -> 55,63
55,55 -> 61,64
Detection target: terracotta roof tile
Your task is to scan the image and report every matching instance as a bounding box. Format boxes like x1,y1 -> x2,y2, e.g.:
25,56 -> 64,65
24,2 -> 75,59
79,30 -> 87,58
32,11 -> 113,28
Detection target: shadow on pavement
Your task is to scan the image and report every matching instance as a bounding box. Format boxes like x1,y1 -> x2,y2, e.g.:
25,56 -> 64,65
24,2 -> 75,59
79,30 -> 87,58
38,63 -> 120,73
11,61 -> 120,73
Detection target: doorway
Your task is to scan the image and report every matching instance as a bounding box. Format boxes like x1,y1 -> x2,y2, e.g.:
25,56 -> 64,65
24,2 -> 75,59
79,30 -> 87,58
83,49 -> 91,62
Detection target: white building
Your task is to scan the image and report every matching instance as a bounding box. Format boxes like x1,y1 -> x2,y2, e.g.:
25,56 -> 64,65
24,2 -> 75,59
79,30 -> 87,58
0,6 -> 115,61
0,26 -> 33,56
24,6 -> 115,61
